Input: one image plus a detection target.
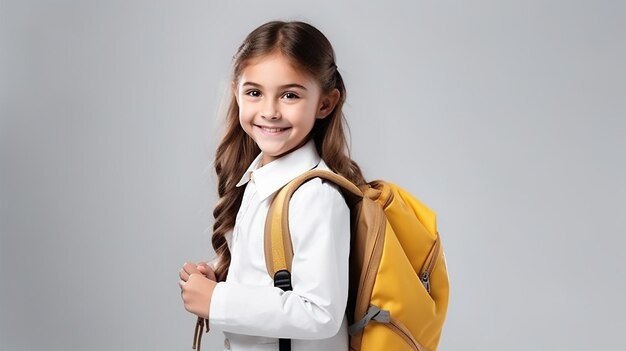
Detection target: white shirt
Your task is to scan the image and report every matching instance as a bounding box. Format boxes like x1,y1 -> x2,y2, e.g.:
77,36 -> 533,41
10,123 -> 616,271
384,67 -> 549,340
209,139 -> 351,351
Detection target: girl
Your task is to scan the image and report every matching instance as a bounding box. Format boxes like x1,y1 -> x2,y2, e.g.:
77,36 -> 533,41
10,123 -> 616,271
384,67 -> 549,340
179,20 -> 366,351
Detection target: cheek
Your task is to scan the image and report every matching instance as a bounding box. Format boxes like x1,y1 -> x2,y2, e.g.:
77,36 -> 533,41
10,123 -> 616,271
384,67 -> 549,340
238,103 -> 253,122
298,101 -> 321,123
237,105 -> 251,132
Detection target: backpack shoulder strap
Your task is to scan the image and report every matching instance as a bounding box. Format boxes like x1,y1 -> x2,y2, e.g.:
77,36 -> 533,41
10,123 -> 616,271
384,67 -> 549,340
263,169 -> 363,280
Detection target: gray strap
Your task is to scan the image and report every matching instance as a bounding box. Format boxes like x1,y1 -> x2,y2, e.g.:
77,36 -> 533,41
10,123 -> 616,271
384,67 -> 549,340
348,305 -> 390,336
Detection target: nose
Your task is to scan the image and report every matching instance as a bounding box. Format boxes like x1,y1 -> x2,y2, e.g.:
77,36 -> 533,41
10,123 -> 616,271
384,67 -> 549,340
261,100 -> 280,120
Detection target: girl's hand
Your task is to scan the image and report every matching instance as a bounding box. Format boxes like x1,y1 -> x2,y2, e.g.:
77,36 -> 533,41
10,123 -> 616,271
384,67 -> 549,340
179,262 -> 216,319
196,262 -> 217,281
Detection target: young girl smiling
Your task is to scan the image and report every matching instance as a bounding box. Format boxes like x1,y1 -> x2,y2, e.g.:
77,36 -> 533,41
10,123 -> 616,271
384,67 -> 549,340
179,20 -> 366,351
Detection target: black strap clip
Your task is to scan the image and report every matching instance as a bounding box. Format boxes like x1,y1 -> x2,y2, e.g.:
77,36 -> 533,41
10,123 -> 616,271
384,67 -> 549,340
273,269 -> 293,291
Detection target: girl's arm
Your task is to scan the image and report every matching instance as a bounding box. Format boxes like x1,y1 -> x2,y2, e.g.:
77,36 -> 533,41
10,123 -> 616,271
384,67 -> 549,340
208,179 -> 350,339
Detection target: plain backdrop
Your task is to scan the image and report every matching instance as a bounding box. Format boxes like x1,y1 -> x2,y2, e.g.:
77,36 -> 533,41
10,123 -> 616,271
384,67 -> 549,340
1,1 -> 625,350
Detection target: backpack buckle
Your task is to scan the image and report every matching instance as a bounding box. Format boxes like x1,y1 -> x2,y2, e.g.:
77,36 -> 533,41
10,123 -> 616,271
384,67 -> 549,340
274,269 -> 293,291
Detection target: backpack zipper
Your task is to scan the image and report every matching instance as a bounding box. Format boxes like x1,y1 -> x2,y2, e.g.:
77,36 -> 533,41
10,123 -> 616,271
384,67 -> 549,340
376,181 -> 441,295
388,316 -> 427,351
420,233 -> 441,294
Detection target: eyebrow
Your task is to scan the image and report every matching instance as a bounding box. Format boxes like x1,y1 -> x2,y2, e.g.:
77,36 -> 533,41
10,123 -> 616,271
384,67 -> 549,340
241,81 -> 308,91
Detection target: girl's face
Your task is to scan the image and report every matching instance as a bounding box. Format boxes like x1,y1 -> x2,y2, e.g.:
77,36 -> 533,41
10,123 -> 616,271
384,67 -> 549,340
234,52 -> 339,165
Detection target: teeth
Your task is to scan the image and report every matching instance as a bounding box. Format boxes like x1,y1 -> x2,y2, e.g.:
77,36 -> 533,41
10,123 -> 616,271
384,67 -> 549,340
262,127 -> 284,132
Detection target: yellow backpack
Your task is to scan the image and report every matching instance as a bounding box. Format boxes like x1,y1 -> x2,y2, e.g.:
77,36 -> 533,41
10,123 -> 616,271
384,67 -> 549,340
265,169 -> 449,351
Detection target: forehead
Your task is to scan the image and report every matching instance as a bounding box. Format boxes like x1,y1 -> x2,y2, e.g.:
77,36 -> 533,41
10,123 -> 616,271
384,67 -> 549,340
239,53 -> 316,87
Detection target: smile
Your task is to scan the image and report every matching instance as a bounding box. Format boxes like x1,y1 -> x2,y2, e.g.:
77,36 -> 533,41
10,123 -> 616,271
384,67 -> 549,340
255,125 -> 290,134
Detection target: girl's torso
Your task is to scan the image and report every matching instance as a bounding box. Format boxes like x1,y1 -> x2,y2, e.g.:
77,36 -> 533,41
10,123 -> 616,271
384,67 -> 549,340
211,140 -> 350,351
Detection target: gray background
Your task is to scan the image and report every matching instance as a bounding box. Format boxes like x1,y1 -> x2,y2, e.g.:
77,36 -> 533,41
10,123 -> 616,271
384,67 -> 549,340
1,1 -> 625,350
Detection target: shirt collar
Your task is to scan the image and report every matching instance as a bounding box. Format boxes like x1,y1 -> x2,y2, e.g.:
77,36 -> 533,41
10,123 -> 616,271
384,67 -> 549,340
235,139 -> 321,201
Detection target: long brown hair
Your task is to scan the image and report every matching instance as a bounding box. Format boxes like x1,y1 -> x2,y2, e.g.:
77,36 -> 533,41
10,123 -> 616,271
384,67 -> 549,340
212,21 -> 366,281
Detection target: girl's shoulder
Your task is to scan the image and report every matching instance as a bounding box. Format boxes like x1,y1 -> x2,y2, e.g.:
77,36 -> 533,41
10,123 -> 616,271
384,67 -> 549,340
289,160 -> 347,210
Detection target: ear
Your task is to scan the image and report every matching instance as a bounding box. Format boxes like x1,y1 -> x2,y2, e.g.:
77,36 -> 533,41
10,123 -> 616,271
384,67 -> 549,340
316,88 -> 341,119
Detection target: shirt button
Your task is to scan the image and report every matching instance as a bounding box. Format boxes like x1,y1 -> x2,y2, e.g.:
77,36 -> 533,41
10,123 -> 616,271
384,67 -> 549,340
224,338 -> 231,350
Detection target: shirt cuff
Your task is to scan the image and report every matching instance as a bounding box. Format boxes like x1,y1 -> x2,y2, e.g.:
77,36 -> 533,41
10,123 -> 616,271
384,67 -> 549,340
208,281 -> 228,329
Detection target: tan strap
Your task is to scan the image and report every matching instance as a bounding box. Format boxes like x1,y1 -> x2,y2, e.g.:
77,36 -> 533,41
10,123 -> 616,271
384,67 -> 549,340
264,169 -> 363,277
191,317 -> 208,351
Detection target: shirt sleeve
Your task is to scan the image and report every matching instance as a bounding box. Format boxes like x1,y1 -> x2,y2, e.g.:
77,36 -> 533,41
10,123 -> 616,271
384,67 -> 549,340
208,178 -> 350,339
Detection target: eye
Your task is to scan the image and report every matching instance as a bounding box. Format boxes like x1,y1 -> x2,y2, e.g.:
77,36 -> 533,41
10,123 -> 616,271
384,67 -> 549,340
282,92 -> 299,100
245,90 -> 261,98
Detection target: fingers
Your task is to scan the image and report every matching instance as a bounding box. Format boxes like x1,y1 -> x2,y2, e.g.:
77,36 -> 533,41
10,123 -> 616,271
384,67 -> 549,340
202,268 -> 216,281
179,274 -> 215,319
179,262 -> 201,282
179,274 -> 200,294
197,263 -> 217,281
183,262 -> 201,275
179,274 -> 200,290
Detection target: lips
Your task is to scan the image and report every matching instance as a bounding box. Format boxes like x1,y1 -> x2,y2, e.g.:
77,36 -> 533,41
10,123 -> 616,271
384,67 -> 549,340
255,124 -> 290,134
